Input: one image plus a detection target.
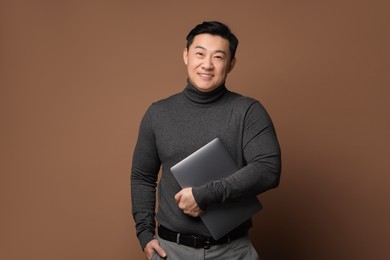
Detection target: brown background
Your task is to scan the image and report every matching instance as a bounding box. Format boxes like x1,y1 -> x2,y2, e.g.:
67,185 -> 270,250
1,0 -> 389,259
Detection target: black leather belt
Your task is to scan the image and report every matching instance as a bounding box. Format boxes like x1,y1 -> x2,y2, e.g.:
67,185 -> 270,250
158,225 -> 246,249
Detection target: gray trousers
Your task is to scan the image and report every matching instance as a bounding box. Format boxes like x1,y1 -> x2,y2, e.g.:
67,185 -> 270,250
151,235 -> 259,260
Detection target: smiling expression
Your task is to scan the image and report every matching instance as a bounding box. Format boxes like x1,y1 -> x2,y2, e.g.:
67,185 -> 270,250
183,34 -> 236,92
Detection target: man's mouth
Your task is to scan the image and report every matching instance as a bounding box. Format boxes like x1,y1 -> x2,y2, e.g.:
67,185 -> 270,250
198,73 -> 214,80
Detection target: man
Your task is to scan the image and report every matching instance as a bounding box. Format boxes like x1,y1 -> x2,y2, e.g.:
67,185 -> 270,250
131,21 -> 281,259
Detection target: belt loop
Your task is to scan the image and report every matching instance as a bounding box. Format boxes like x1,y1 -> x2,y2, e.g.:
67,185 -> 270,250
176,233 -> 181,245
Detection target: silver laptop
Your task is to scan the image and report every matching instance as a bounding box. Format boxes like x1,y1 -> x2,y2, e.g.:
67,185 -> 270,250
171,138 -> 262,240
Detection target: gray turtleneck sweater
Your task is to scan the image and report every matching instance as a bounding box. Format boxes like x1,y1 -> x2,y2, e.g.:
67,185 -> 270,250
131,83 -> 281,249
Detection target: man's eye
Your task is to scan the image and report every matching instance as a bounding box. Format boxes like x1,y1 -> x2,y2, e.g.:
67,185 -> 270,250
196,52 -> 204,56
214,56 -> 224,60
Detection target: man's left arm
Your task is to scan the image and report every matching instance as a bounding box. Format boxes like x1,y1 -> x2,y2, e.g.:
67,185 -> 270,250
192,101 -> 281,210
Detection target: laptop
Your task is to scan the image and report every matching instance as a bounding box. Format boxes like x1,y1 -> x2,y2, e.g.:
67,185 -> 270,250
170,138 -> 262,240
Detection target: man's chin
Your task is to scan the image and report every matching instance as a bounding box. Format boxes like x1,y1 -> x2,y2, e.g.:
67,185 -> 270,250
193,83 -> 218,93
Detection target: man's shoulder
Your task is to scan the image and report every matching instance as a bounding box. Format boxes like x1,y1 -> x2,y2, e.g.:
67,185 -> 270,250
225,91 -> 271,118
147,92 -> 182,113
154,92 -> 181,105
227,90 -> 259,107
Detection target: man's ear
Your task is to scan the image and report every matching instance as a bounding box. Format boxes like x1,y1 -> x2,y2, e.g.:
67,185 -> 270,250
228,57 -> 237,73
183,48 -> 188,65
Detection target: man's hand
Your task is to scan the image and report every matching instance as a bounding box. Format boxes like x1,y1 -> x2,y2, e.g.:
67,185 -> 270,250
144,239 -> 166,259
174,187 -> 203,217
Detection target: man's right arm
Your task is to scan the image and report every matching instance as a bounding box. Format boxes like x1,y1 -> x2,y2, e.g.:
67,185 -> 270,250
131,107 -> 161,249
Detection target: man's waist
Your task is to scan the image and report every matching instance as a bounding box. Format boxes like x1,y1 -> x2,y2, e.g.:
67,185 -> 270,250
157,225 -> 247,249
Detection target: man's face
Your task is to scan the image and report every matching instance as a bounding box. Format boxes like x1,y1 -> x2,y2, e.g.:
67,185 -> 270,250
183,33 -> 236,92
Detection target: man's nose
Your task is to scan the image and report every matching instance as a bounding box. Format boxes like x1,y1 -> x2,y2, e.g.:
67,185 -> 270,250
202,57 -> 214,70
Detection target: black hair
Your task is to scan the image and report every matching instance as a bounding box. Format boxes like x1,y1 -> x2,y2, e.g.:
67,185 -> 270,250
186,21 -> 239,61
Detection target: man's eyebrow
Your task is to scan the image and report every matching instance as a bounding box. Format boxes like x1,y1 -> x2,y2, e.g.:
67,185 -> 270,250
194,45 -> 205,49
194,46 -> 227,55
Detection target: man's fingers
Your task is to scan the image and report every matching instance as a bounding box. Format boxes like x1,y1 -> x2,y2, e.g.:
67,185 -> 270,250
145,239 -> 167,259
174,190 -> 182,203
154,245 -> 167,258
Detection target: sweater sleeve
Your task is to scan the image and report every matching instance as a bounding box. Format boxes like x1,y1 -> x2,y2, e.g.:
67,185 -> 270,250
192,101 -> 281,209
131,105 -> 161,249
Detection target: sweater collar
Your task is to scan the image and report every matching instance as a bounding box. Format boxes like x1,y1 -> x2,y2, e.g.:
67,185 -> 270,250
183,81 -> 227,105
